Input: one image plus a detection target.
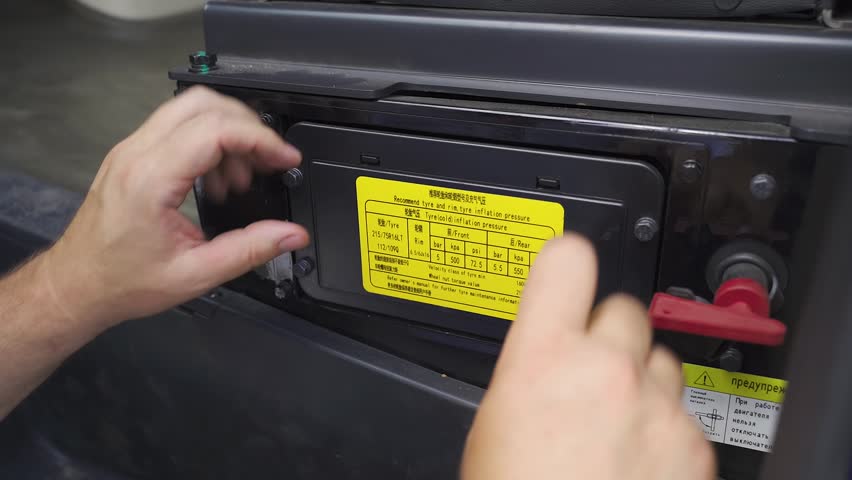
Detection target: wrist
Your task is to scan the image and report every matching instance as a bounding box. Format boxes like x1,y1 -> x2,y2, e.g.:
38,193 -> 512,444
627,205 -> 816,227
34,244 -> 113,334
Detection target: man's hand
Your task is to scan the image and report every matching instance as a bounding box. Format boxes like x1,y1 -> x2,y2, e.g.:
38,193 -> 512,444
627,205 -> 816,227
462,235 -> 716,480
40,86 -> 309,328
0,86 -> 308,419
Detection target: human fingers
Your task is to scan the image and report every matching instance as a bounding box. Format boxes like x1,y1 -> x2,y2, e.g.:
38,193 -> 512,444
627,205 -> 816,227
646,345 -> 683,401
136,86 -> 260,145
202,168 -> 227,203
502,234 -> 598,359
154,111 -> 300,206
221,155 -> 254,194
174,220 -> 309,294
662,415 -> 718,480
587,294 -> 653,366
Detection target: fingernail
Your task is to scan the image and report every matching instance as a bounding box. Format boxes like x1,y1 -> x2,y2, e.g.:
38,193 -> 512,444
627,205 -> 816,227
279,233 -> 305,252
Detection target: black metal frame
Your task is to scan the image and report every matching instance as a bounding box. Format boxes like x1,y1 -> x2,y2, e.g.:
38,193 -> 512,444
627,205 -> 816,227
172,1 -> 852,143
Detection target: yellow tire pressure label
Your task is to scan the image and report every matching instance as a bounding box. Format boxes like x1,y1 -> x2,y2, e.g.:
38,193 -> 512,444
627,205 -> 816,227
682,363 -> 787,453
356,177 -> 564,320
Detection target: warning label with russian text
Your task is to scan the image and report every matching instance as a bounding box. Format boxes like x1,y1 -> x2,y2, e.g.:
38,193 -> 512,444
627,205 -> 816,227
681,363 -> 786,453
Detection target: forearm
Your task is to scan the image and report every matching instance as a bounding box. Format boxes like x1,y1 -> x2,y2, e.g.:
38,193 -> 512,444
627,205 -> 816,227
0,250 -> 106,420
0,86 -> 309,421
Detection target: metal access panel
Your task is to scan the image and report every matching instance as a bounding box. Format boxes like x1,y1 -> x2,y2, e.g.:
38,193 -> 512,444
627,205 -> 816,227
286,123 -> 664,339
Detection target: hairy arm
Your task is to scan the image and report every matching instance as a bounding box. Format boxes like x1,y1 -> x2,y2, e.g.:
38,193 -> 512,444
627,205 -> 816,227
0,86 -> 309,420
0,255 -> 79,418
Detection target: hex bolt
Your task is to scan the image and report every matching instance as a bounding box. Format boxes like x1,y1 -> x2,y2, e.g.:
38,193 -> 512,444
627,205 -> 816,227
293,258 -> 315,278
260,112 -> 275,127
274,280 -> 294,300
750,173 -> 777,200
719,346 -> 744,372
633,217 -> 659,242
282,168 -> 304,188
677,159 -> 703,184
188,50 -> 218,73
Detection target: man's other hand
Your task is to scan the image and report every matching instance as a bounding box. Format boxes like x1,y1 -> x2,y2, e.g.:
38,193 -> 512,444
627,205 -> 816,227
461,235 -> 716,480
39,86 -> 309,328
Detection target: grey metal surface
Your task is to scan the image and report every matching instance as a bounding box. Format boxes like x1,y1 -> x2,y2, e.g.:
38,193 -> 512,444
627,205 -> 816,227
0,1 -> 202,218
760,146 -> 852,480
170,1 -> 852,143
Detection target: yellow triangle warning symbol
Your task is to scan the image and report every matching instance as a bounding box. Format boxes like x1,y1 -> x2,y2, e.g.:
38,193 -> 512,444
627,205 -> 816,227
694,371 -> 715,388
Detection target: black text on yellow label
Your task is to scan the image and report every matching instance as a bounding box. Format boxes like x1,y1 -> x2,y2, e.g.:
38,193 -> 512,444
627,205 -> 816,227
356,177 -> 565,320
681,363 -> 786,453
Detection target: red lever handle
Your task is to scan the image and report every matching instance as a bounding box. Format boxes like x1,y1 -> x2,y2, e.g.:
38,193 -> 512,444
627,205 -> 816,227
650,278 -> 786,346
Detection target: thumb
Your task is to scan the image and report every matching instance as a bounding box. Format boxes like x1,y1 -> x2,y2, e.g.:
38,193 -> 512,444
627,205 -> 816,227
180,220 -> 309,291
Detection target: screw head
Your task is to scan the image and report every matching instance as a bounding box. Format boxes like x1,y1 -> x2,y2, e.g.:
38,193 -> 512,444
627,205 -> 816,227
750,173 -> 777,200
282,168 -> 304,188
273,280 -> 294,300
260,113 -> 275,127
293,258 -> 315,278
677,159 -> 703,184
633,217 -> 659,242
719,347 -> 744,372
188,51 -> 218,73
